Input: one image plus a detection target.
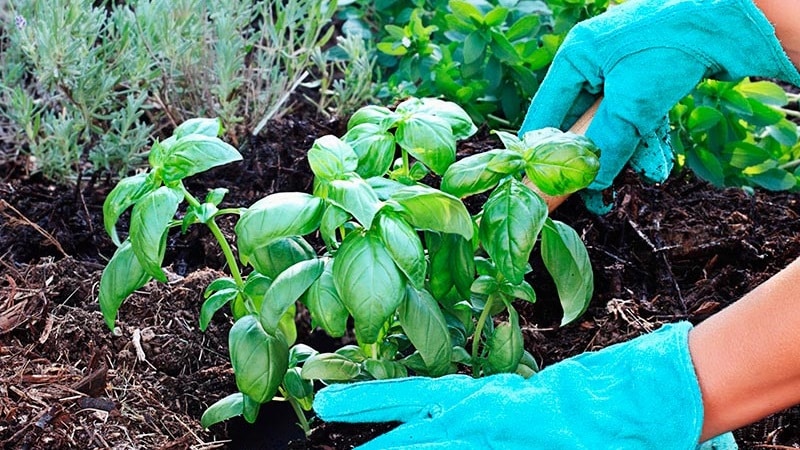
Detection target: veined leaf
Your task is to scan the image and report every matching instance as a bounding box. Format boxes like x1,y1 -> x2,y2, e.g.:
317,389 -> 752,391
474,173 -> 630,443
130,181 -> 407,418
200,393 -> 243,428
479,179 -> 546,284
332,232 -> 405,344
391,185 -> 473,240
342,123 -> 396,178
376,211 -> 426,289
523,132 -> 600,196
305,259 -> 349,338
324,176 -> 382,228
541,219 -> 593,326
259,259 -> 324,334
301,353 -> 361,381
103,173 -> 158,246
129,186 -> 182,282
249,236 -> 316,279
486,307 -> 523,374
229,315 -> 288,404
441,149 -> 523,198
160,134 -> 242,182
395,114 -> 456,175
307,135 -> 359,181
235,193 -> 324,265
174,118 -> 223,139
98,240 -> 151,329
399,287 -> 452,376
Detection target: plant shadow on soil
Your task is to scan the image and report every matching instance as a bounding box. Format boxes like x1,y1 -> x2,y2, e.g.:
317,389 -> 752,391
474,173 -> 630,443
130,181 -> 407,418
2,106 -> 800,449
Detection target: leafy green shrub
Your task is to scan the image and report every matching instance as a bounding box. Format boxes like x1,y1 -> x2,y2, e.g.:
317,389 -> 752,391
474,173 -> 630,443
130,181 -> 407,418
336,0 -> 609,127
98,99 -> 599,432
0,0 -> 336,182
671,78 -> 800,191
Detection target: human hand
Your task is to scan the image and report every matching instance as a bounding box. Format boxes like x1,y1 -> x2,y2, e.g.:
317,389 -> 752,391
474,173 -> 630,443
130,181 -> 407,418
519,0 -> 800,207
314,322 -> 737,449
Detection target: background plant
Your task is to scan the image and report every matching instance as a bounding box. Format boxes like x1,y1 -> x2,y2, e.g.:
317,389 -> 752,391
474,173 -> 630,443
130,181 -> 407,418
98,99 -> 599,433
0,0 -> 336,182
671,78 -> 800,192
335,0 -> 609,127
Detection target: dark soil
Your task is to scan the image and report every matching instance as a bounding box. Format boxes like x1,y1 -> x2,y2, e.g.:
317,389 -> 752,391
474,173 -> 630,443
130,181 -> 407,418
2,103 -> 800,449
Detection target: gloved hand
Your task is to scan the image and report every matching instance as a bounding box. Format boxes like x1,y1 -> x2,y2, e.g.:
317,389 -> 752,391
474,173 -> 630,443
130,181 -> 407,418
519,0 -> 800,212
314,322 -> 738,449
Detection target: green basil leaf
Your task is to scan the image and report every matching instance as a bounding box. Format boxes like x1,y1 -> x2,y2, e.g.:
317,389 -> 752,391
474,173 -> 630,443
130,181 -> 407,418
242,394 -> 260,423
399,287 -> 452,377
259,259 -> 324,334
366,176 -> 407,200
363,359 -> 408,380
98,240 -> 151,329
307,135 -> 359,180
103,173 -> 159,246
199,288 -> 238,331
332,232 -> 405,344
425,232 -> 474,302
200,392 -> 243,428
324,176 -> 382,228
129,186 -> 182,282
249,236 -> 316,279
347,105 -> 399,130
278,304 -> 298,347
342,123 -> 396,178
305,259 -> 349,338
391,185 -> 473,240
320,204 -> 350,249
334,345 -> 368,362
471,275 -> 499,296
204,188 -> 228,206
479,179 -> 546,284
441,149 -> 523,198
229,315 -> 289,403
289,344 -> 318,368
500,280 -> 536,303
242,273 -> 273,313
283,367 -> 313,409
205,277 -> 238,296
395,114 -> 456,175
236,193 -> 324,265
301,353 -> 361,381
541,219 -> 593,326
413,98 -> 478,140
493,130 -> 527,154
376,211 -> 426,289
486,307 -> 523,374
174,118 -> 223,139
161,134 -> 242,182
524,132 -> 600,196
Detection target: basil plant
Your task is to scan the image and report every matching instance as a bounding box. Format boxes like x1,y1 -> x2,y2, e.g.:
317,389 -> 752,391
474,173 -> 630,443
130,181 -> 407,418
97,98 -> 600,434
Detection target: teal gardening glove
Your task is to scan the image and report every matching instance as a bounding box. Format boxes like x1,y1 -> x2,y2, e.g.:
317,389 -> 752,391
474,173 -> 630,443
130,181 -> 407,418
314,322 -> 737,449
519,0 -> 800,212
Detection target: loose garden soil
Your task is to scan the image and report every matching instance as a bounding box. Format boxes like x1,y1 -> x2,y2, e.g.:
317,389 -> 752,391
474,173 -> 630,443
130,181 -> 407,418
2,102 -> 800,449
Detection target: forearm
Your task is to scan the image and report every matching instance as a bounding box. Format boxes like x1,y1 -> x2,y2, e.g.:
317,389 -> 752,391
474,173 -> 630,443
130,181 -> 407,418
754,0 -> 800,69
690,255 -> 800,441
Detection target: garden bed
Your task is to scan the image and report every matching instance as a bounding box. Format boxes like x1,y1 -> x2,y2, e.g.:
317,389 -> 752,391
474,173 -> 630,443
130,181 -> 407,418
2,106 -> 800,449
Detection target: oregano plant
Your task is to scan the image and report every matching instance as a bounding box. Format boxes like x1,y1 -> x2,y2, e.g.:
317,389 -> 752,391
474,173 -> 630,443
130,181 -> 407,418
98,98 -> 600,433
